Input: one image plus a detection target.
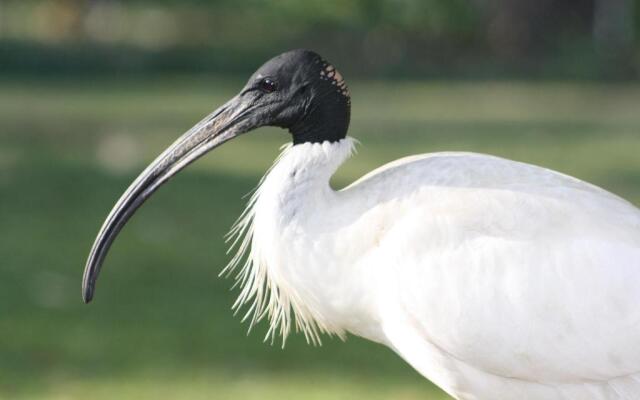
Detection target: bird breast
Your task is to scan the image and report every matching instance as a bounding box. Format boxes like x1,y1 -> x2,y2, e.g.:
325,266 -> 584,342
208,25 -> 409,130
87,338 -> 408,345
227,138 -> 384,344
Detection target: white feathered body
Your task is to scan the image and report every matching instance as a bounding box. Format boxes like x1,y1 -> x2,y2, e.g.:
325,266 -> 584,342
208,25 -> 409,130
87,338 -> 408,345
226,138 -> 640,400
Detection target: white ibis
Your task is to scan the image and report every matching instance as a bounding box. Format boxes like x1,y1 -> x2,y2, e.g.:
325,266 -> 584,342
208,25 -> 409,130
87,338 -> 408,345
83,49 -> 640,400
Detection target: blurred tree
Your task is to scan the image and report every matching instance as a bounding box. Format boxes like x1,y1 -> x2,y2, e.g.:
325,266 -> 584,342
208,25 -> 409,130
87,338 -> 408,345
0,0 -> 636,79
593,0 -> 636,78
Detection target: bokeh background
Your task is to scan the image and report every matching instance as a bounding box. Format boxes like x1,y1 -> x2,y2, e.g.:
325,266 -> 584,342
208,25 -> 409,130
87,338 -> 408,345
1,1 -> 639,399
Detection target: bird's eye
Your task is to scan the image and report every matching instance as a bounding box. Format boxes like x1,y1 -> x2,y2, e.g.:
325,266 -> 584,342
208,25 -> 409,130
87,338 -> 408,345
258,78 -> 278,93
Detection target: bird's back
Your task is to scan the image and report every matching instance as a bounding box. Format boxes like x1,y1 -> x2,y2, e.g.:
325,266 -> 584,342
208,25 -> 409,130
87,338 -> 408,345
341,152 -> 640,399
344,152 -> 638,249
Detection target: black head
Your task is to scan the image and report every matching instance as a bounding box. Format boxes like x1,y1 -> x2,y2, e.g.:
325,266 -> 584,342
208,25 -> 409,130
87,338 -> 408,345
81,50 -> 351,303
241,49 -> 351,144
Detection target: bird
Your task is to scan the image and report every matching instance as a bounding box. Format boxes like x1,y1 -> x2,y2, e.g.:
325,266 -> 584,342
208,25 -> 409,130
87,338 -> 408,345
82,49 -> 640,400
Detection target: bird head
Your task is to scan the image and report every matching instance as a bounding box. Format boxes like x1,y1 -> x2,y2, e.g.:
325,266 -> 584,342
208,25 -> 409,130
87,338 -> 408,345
244,49 -> 351,143
82,49 -> 350,303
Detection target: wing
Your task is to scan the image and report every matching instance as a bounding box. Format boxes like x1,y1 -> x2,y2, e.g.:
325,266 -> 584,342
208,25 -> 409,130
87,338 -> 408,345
343,152 -> 640,394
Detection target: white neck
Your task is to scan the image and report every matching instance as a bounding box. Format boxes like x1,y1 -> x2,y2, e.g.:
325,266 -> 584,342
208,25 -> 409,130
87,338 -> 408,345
224,138 -> 373,345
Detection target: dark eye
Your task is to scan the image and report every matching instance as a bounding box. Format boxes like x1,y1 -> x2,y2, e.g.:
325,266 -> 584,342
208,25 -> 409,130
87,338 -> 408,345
258,78 -> 278,93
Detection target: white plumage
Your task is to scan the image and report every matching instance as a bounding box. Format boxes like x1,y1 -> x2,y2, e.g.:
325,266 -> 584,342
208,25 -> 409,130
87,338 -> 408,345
225,137 -> 640,400
82,50 -> 640,400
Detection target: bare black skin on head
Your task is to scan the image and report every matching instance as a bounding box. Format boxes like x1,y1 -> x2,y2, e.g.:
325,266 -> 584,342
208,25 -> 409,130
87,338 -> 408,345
81,49 -> 351,303
248,49 -> 351,144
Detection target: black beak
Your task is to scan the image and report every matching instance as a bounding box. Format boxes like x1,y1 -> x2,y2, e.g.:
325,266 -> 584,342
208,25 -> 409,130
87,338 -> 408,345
82,95 -> 255,303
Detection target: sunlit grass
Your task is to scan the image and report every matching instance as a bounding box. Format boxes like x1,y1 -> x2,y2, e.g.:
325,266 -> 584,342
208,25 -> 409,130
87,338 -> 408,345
9,369 -> 447,400
1,77 -> 639,399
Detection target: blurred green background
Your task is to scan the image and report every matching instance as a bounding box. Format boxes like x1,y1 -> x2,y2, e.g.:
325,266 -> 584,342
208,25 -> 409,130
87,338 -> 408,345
1,1 -> 639,399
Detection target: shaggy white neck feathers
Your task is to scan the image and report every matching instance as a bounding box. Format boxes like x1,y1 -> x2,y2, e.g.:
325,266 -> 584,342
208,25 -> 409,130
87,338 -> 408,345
223,138 -> 357,345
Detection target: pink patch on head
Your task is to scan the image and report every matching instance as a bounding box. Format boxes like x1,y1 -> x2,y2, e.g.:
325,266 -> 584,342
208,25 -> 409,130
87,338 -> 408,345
319,60 -> 350,99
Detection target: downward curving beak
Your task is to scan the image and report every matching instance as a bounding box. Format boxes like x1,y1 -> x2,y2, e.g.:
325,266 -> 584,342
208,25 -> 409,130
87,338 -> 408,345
82,95 -> 255,303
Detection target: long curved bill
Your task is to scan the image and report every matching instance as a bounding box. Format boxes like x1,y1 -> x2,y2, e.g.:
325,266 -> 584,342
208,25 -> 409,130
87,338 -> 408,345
82,95 -> 253,303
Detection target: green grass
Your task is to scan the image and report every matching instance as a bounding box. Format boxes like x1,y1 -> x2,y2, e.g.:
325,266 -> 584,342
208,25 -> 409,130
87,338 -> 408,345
1,77 -> 639,400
